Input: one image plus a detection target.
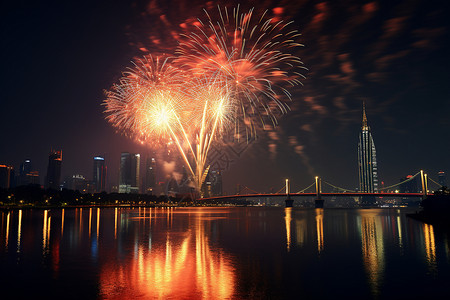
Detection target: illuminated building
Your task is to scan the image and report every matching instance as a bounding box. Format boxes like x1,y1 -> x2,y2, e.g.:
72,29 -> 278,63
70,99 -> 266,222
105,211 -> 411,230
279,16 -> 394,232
93,156 -> 107,192
438,171 -> 447,187
358,104 -> 378,193
119,152 -> 140,194
45,149 -> 62,190
0,164 -> 14,188
144,156 -> 156,194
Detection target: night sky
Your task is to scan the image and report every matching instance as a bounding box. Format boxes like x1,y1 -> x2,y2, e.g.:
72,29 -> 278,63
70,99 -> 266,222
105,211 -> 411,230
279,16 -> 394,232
2,0 -> 449,194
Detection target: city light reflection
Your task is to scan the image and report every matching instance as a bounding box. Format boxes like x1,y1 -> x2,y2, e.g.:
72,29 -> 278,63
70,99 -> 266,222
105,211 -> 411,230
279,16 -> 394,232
61,209 -> 64,236
89,208 -> 92,238
295,218 -> 306,247
397,215 -> 403,248
315,208 -> 324,253
5,212 -> 10,249
42,210 -> 51,255
17,210 -> 22,253
423,223 -> 436,272
360,210 -> 384,296
114,208 -> 118,239
97,208 -> 100,239
284,208 -> 292,251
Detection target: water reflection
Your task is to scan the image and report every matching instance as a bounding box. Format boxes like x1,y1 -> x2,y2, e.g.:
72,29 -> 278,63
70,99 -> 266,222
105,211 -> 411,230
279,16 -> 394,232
17,210 -> 22,253
5,212 -> 10,249
423,223 -> 437,272
1,208 -> 450,299
295,218 -> 306,247
61,209 -> 64,236
99,210 -> 236,299
42,210 -> 51,256
316,208 -> 324,253
397,215 -> 403,248
284,208 -> 292,251
97,208 -> 100,239
114,208 -> 117,239
359,210 -> 384,296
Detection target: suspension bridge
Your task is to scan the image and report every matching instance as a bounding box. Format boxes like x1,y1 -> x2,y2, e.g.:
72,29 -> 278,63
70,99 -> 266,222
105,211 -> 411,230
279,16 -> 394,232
201,170 -> 445,207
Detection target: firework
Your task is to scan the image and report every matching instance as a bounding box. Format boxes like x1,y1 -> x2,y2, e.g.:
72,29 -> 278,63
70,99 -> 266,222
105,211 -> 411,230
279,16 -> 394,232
104,56 -> 231,193
176,5 -> 306,139
104,6 -> 305,196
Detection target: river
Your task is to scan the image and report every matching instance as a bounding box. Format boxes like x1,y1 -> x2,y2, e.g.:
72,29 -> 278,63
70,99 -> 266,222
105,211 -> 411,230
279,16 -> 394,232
1,207 -> 449,299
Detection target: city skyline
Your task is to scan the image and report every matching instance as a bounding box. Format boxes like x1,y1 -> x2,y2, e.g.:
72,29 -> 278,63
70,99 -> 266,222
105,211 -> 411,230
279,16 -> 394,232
1,0 -> 449,194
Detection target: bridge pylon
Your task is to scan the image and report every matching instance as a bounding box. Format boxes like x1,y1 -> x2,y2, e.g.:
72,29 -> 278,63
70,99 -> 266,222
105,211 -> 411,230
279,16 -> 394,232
420,170 -> 429,200
285,179 -> 294,207
315,176 -> 324,208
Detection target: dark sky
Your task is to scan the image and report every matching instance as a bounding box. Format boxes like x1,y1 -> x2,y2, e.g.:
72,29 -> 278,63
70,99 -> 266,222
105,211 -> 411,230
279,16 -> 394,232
1,0 -> 449,194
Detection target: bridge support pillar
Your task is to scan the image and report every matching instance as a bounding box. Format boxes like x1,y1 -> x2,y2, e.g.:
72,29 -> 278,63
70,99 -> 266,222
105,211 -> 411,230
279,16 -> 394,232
285,179 -> 294,207
315,176 -> 324,208
285,196 -> 294,207
420,170 -> 428,200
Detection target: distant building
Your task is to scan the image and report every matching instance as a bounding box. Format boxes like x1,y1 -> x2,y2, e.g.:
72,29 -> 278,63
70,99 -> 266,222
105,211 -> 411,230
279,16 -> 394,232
0,165 -> 14,189
358,104 -> 378,193
46,150 -> 62,190
119,152 -> 140,193
438,171 -> 447,187
93,156 -> 107,192
202,176 -> 212,198
144,156 -> 156,194
209,170 -> 222,196
65,174 -> 88,192
17,159 -> 40,186
19,159 -> 32,184
200,168 -> 223,197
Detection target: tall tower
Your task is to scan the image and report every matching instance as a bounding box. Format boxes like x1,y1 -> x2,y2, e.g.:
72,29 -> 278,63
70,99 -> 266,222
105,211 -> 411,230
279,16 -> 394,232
93,156 -> 107,192
358,104 -> 378,193
119,152 -> 140,194
46,150 -> 62,190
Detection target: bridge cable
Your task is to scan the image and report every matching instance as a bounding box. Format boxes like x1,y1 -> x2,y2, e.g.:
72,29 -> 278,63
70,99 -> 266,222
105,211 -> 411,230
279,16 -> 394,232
379,171 -> 421,191
275,185 -> 286,194
427,177 -> 443,188
241,185 -> 259,194
321,180 -> 357,193
295,182 -> 316,193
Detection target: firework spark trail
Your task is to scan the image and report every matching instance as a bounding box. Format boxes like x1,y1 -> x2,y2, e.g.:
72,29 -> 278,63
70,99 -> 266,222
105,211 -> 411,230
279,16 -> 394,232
176,5 -> 306,139
104,6 -> 305,195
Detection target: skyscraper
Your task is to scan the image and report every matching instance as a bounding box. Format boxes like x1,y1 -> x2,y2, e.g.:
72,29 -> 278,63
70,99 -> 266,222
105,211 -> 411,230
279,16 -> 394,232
358,105 -> 378,193
19,159 -> 32,179
93,156 -> 107,192
46,150 -> 62,190
119,152 -> 140,194
144,156 -> 156,194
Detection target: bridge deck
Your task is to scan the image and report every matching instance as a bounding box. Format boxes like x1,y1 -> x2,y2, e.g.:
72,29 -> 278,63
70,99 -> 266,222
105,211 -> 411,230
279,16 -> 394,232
201,193 -> 423,201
